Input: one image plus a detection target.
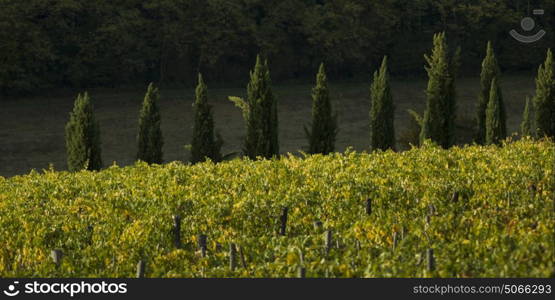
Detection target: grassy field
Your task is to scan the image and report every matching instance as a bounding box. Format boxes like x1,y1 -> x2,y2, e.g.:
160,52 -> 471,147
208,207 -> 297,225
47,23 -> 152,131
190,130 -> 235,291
0,73 -> 537,177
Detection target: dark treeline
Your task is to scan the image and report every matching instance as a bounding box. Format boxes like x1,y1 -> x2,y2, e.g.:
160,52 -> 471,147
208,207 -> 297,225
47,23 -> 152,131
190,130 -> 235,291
1,0 -> 554,96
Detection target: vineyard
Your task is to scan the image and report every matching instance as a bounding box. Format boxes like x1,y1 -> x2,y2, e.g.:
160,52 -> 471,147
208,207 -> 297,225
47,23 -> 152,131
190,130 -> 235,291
0,139 -> 553,278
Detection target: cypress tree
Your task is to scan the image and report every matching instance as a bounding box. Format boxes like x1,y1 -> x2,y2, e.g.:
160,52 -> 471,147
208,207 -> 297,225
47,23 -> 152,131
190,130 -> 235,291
370,56 -> 395,151
533,49 -> 554,139
446,46 -> 461,146
420,32 -> 454,148
476,42 -> 501,144
137,82 -> 163,164
65,92 -> 102,172
190,73 -> 223,163
485,78 -> 507,145
306,63 -> 337,154
229,55 -> 279,159
520,96 -> 536,138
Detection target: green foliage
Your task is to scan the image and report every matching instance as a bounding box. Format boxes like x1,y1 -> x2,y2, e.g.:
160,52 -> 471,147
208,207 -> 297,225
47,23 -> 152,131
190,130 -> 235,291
370,56 -> 395,151
230,55 -> 279,159
533,49 -> 555,139
1,1 -> 553,95
65,92 -> 102,172
520,97 -> 536,138
228,97 -> 249,121
485,78 -> 507,145
446,46 -> 461,146
137,83 -> 163,164
0,140 -> 552,277
420,32 -> 456,148
476,42 -> 501,144
408,109 -> 424,128
305,63 -> 337,154
190,73 -> 223,164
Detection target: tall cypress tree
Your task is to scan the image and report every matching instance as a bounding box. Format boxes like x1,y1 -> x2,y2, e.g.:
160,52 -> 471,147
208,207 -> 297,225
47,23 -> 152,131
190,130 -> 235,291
533,49 -> 554,139
229,55 -> 279,159
190,73 -> 222,163
446,46 -> 461,146
370,56 -> 395,151
476,42 -> 501,144
306,63 -> 337,154
137,82 -> 163,164
65,92 -> 102,172
520,96 -> 536,138
420,32 -> 454,148
485,78 -> 507,145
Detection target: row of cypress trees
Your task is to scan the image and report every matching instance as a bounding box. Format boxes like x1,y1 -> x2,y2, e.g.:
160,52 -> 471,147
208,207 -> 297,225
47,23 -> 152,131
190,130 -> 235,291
65,76 -> 224,171
64,34 -> 554,172
476,42 -> 554,145
414,33 -> 553,148
64,54 -> 337,172
65,83 -> 166,171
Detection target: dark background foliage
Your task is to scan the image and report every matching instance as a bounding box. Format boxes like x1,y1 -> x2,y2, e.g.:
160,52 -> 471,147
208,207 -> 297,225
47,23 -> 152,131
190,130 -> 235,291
1,0 -> 553,96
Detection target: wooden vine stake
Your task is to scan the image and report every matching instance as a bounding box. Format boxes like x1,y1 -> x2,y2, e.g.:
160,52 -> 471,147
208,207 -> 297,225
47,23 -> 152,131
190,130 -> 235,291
198,234 -> 207,257
173,215 -> 181,248
279,207 -> 288,236
298,266 -> 306,278
428,204 -> 435,216
51,249 -> 63,267
238,245 -> 248,269
229,243 -> 237,271
136,260 -> 145,278
313,220 -> 323,231
325,229 -> 333,255
365,198 -> 372,215
452,191 -> 459,203
427,248 -> 435,272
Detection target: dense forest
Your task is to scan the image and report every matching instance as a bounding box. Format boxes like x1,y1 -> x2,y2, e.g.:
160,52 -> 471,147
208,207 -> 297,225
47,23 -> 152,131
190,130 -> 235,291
0,0 -> 554,95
